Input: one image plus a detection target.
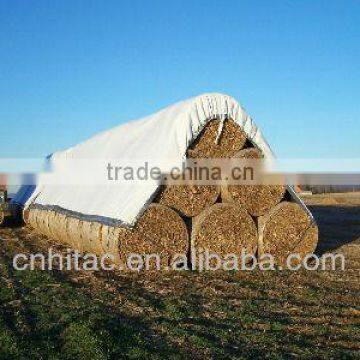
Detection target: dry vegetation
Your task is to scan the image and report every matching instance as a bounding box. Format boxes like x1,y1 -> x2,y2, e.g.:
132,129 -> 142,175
0,193 -> 359,359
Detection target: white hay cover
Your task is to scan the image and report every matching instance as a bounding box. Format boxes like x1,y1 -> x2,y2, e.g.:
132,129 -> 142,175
13,93 -> 309,226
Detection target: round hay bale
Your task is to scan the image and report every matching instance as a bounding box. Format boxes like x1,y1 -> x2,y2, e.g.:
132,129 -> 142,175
121,204 -> 189,269
191,203 -> 258,268
257,201 -> 319,266
187,118 -> 247,158
157,184 -> 220,217
221,148 -> 286,216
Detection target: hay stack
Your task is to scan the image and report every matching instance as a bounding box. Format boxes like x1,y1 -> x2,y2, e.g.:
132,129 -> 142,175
257,201 -> 318,266
32,208 -> 43,232
157,119 -> 247,216
44,211 -> 54,238
221,148 -> 286,216
191,203 -> 258,267
291,223 -> 319,261
23,117 -> 318,271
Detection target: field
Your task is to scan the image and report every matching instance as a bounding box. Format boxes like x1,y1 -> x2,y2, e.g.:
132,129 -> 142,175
0,194 -> 359,359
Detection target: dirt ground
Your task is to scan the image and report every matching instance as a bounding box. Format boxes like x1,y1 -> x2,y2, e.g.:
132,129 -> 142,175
0,194 -> 359,359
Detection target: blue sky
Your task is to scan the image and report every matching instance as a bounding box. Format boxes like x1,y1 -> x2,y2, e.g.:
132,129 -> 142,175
0,0 -> 359,159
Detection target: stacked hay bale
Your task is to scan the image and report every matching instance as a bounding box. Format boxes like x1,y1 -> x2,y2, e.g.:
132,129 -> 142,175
25,118 -> 318,269
156,118 -> 248,217
191,203 -> 258,268
257,202 -> 318,266
220,148 -> 286,217
156,119 -> 318,267
26,204 -> 189,269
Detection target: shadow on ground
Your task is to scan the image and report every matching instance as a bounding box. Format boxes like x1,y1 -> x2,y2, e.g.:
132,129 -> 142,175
308,205 -> 360,255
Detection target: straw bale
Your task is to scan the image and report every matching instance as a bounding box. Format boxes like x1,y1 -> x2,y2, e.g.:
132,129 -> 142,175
26,206 -> 187,268
157,185 -> 219,217
128,204 -> 189,268
187,119 -> 247,158
191,203 -> 257,267
257,201 -> 318,266
221,148 -> 285,216
157,119 -> 248,216
31,208 -> 44,233
103,204 -> 189,269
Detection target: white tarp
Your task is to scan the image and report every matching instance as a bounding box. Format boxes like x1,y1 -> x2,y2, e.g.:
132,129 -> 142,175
13,93 -> 309,226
